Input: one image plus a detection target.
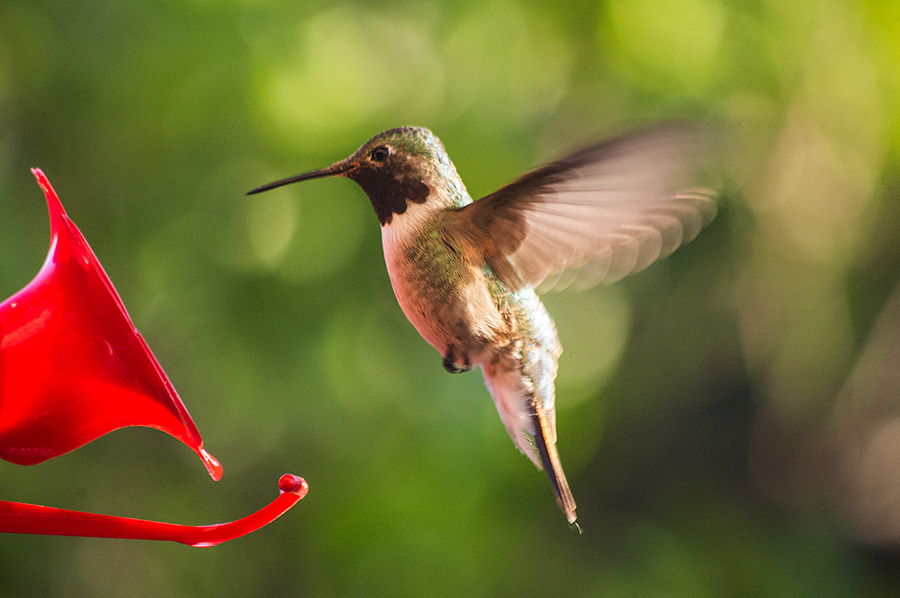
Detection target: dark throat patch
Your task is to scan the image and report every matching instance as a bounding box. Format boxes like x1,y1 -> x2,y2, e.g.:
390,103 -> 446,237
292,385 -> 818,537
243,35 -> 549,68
349,166 -> 431,226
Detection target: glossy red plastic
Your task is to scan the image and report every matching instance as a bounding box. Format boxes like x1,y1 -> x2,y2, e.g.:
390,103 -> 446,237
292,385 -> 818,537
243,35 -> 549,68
0,170 -> 307,545
0,474 -> 307,546
0,169 -> 221,479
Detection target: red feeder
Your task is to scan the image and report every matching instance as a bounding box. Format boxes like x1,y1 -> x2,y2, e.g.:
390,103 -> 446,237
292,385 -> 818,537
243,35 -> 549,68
0,170 -> 305,544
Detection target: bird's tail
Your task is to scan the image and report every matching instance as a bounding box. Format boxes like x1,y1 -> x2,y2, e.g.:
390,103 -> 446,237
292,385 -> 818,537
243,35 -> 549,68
532,401 -> 577,526
482,357 -> 577,525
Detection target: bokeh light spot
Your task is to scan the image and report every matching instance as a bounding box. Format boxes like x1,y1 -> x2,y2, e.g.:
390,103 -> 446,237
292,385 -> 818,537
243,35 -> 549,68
247,191 -> 296,268
602,0 -> 726,93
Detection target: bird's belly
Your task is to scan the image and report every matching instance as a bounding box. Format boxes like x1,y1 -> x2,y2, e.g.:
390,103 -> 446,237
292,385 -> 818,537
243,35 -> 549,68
383,239 -> 504,365
391,279 -> 453,354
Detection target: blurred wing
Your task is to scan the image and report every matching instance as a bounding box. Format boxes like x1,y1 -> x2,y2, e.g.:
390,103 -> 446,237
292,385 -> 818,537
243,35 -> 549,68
450,124 -> 717,291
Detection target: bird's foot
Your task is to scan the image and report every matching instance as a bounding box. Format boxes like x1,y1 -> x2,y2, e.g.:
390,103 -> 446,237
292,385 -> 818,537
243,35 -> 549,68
442,355 -> 471,374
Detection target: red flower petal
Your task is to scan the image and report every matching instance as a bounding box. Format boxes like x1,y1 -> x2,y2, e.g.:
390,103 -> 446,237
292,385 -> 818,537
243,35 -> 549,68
0,169 -> 221,480
0,474 -> 308,546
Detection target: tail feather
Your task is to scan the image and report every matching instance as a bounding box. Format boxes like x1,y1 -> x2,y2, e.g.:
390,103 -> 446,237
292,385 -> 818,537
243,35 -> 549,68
532,402 -> 577,525
482,357 -> 578,525
481,359 -> 543,470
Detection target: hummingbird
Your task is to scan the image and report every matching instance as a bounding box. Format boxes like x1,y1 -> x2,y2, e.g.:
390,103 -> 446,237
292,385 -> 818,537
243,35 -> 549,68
248,124 -> 715,526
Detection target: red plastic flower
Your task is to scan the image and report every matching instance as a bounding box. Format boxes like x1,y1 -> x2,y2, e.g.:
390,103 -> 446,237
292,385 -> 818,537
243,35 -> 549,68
0,169 -> 306,545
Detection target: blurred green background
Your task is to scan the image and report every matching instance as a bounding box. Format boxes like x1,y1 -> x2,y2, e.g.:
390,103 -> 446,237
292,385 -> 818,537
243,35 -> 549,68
2,0 -> 900,595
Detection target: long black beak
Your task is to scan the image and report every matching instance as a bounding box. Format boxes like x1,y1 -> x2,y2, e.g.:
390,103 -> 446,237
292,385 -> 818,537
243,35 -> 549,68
246,161 -> 350,195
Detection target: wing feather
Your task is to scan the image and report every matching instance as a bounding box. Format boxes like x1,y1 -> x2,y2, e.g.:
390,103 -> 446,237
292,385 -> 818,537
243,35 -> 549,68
451,124 -> 717,291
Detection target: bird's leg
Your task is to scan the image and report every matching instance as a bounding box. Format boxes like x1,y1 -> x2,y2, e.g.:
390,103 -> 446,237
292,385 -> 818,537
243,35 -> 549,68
442,358 -> 462,373
442,347 -> 471,374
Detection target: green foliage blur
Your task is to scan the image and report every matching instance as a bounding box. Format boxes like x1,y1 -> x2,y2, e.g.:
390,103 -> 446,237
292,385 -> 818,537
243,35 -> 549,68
2,0 -> 900,595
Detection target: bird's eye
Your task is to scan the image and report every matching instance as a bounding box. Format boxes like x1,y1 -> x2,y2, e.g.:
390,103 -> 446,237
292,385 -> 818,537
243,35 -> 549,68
370,146 -> 390,162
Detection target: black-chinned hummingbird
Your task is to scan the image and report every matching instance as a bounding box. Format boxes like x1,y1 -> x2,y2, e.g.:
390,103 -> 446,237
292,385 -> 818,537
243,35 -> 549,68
249,124 -> 716,526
